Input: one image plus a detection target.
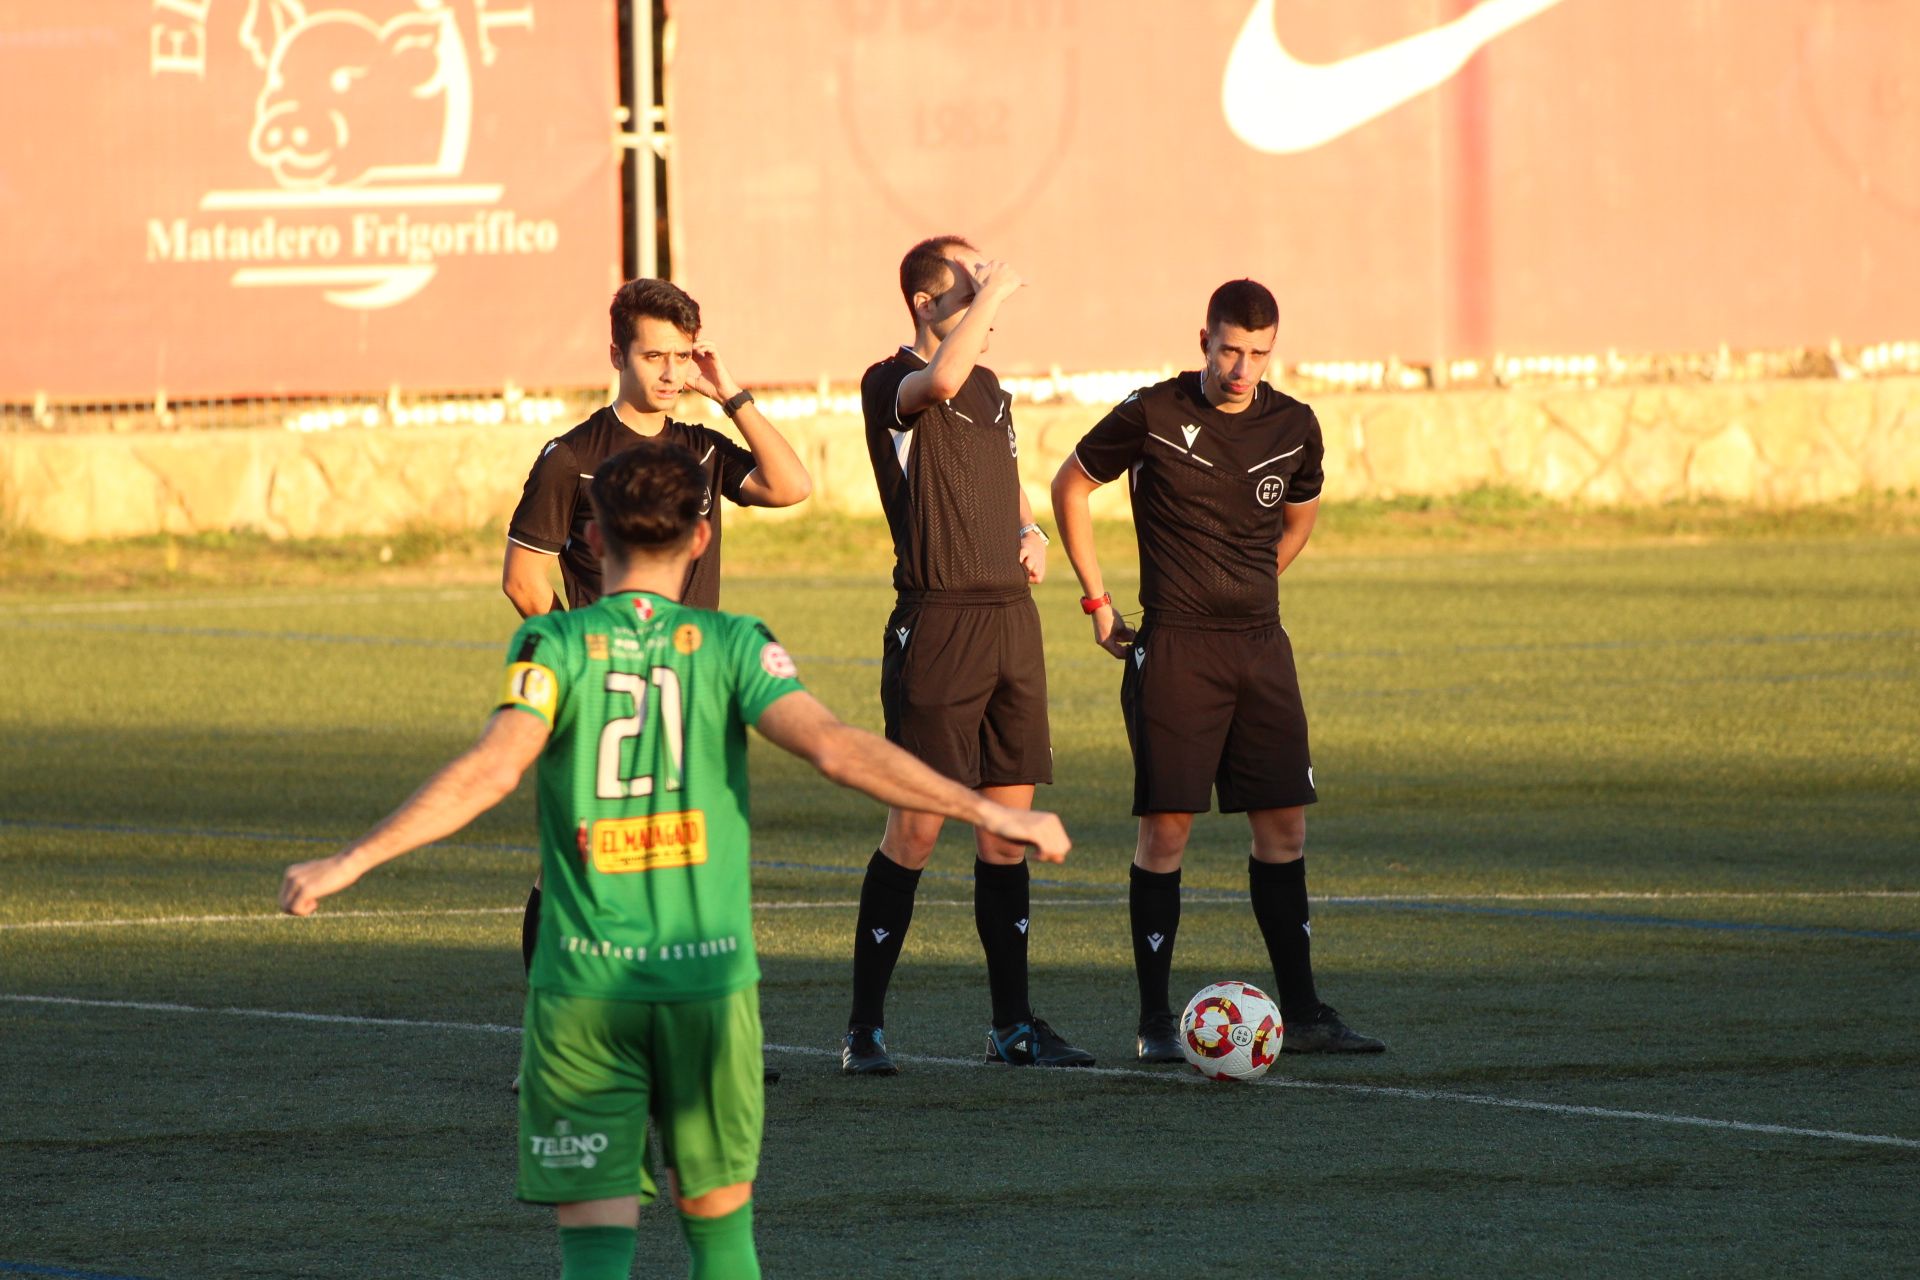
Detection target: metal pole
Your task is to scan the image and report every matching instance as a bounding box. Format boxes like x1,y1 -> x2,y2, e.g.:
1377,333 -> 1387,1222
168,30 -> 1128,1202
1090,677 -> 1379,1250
632,0 -> 656,280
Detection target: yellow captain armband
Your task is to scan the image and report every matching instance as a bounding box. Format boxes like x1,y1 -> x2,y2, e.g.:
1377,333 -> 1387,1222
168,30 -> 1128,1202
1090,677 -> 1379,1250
500,661 -> 559,724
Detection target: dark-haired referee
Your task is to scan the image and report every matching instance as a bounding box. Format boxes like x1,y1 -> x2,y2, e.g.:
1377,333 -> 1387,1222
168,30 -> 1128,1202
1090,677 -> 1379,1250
503,278 -> 811,617
1051,278 -> 1385,1061
839,236 -> 1094,1074
501,278 -> 811,1085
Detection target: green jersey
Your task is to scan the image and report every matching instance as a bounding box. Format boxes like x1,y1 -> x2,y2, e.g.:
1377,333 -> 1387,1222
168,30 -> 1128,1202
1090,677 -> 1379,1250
497,590 -> 806,1002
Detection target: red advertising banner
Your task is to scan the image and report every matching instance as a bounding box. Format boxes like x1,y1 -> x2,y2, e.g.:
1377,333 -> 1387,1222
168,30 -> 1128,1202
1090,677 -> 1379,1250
1,1 -> 621,399
670,0 -> 1920,383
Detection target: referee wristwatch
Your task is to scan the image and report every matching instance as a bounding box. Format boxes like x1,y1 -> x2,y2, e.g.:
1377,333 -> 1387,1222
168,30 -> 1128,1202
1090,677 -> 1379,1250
721,389 -> 755,418
1018,522 -> 1049,544
1080,591 -> 1112,614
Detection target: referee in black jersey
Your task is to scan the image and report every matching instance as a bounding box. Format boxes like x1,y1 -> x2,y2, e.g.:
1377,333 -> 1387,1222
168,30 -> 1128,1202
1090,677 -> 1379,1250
502,278 -> 812,616
1051,278 -> 1385,1060
839,236 -> 1095,1075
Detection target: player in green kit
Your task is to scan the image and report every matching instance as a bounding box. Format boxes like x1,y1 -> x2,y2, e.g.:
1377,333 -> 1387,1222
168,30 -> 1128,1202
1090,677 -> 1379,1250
279,440 -> 1071,1280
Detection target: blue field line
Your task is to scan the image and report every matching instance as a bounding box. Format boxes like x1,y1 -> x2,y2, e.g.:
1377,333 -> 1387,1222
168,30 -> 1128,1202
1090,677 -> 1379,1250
1306,628 -> 1920,662
0,816 -> 1075,888
1337,666 -> 1915,700
6,619 -> 1909,695
0,1263 -> 164,1280
2,619 -> 498,650
5,617 -> 1914,665
2,817 -> 1912,943
0,619 -> 882,667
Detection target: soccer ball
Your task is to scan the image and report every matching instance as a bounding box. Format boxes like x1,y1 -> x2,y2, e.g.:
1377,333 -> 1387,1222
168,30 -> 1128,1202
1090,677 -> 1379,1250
1179,981 -> 1283,1081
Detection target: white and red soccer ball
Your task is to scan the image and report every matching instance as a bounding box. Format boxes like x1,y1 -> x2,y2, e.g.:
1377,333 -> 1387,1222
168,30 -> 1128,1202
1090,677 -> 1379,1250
1179,981 -> 1283,1081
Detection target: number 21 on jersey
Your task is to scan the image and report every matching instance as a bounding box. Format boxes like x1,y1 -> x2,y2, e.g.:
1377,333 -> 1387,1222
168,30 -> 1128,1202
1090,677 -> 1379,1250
596,667 -> 686,799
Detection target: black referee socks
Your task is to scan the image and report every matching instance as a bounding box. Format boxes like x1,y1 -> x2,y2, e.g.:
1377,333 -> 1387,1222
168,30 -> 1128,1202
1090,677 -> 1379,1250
973,857 -> 1033,1028
1129,863 -> 1182,1019
849,849 -> 922,1029
1249,856 -> 1321,1022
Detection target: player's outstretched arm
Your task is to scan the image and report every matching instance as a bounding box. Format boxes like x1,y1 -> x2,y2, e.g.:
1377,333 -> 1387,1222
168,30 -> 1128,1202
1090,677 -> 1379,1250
1050,455 -> 1134,658
688,343 -> 812,508
898,258 -> 1024,416
753,691 -> 1070,861
278,710 -> 550,916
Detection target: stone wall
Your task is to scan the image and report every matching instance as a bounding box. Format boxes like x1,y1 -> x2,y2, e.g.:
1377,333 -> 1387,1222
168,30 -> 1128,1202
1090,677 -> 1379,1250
4,377 -> 1915,541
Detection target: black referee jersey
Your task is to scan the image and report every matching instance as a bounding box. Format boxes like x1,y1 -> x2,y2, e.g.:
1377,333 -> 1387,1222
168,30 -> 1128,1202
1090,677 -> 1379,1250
506,406 -> 755,610
861,348 -> 1029,598
1073,373 -> 1325,622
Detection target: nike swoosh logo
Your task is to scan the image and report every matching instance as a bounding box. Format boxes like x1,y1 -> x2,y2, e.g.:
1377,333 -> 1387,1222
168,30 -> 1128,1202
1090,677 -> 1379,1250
1223,0 -> 1568,154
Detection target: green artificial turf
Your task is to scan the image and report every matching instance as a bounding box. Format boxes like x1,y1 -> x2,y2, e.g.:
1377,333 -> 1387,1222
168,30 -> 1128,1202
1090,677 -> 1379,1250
2,511 -> 1916,1278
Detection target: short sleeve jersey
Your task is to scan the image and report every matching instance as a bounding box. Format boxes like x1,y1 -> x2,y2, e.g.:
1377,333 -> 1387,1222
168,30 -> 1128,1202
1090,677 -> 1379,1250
498,590 -> 806,1003
1073,374 -> 1324,621
507,407 -> 756,610
861,349 -> 1027,595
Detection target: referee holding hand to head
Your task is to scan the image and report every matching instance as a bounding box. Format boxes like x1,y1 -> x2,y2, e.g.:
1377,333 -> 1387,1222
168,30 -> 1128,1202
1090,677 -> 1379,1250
838,236 -> 1095,1076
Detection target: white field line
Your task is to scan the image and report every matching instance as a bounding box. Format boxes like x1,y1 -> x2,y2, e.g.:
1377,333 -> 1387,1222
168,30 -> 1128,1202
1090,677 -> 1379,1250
4,891 -> 1914,932
1326,891 -> 1920,901
5,993 -> 1915,1152
5,588 -> 493,617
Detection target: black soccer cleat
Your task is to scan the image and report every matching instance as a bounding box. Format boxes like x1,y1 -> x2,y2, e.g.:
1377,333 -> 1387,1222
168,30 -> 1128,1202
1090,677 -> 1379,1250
986,1016 -> 1096,1067
764,1066 -> 782,1086
1135,1010 -> 1185,1064
841,1025 -> 899,1076
1281,1003 -> 1387,1054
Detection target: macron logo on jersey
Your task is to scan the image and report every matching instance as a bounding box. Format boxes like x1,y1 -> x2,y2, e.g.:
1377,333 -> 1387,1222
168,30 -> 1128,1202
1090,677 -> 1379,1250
1180,423 -> 1201,449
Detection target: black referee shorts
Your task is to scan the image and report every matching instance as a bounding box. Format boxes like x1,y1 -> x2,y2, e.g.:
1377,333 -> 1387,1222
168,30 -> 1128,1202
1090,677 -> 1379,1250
880,593 -> 1052,790
1120,616 -> 1316,816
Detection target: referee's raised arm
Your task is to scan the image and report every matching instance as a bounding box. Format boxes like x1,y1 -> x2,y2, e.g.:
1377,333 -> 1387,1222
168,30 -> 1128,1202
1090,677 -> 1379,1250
897,256 -> 1023,416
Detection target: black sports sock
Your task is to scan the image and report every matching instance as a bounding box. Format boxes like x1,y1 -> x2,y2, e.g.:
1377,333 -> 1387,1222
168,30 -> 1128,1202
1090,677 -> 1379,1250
1129,863 -> 1182,1019
973,857 -> 1032,1028
1249,857 -> 1320,1022
849,849 -> 922,1029
520,884 -> 542,975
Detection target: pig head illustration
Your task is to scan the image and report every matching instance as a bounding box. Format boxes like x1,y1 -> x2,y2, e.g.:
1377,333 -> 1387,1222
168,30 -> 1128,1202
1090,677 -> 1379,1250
242,0 -> 473,189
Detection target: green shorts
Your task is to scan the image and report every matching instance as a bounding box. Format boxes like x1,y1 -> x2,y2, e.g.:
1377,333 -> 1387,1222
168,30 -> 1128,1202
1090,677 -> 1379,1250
516,985 -> 764,1206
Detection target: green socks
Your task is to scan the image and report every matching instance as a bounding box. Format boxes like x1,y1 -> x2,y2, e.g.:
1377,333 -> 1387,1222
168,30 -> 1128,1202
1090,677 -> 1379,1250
557,1203 -> 755,1278
558,1225 -> 636,1280
682,1201 -> 759,1279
